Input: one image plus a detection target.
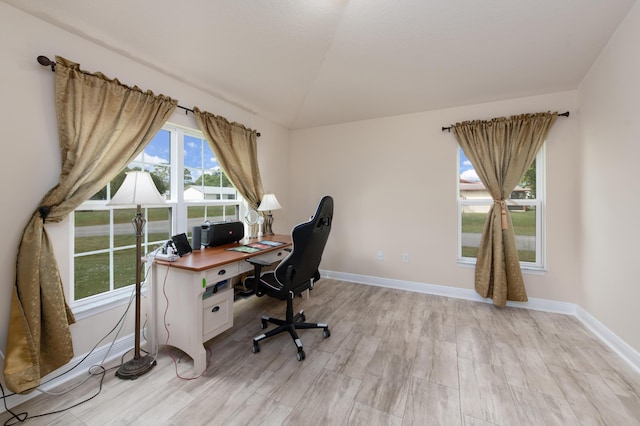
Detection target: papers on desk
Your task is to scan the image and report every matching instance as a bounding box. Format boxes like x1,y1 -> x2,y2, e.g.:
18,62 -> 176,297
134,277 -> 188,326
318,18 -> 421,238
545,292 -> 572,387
226,240 -> 285,253
257,240 -> 285,247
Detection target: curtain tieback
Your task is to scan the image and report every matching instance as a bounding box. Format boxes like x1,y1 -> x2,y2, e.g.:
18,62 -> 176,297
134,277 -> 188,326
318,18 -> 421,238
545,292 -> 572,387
494,200 -> 508,230
38,206 -> 51,223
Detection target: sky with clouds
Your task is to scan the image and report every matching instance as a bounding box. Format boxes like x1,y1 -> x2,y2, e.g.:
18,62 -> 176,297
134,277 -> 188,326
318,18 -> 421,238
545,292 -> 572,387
459,148 -> 479,182
134,129 -> 220,181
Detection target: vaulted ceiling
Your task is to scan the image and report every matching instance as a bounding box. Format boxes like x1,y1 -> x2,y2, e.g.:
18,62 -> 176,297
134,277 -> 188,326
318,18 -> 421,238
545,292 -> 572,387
3,0 -> 637,129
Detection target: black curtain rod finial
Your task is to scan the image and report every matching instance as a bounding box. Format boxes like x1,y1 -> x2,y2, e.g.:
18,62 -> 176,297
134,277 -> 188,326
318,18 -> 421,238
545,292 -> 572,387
37,55 -> 55,71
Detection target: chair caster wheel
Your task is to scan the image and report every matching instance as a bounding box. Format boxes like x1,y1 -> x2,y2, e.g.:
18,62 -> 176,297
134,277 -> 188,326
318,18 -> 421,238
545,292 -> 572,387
323,328 -> 331,338
296,350 -> 305,361
300,313 -> 306,322
253,342 -> 260,353
260,320 -> 267,329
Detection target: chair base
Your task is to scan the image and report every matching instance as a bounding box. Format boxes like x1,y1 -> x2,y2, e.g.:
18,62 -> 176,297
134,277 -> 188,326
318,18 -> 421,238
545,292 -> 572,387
252,296 -> 330,361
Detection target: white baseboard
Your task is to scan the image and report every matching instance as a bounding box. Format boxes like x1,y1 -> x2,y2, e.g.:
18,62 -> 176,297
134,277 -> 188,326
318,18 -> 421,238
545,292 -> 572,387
575,305 -> 640,375
322,270 -> 576,314
321,269 -> 639,373
1,334 -> 137,413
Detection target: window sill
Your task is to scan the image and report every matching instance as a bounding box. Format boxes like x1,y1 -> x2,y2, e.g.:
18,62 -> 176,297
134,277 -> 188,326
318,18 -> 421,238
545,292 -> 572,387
70,285 -> 143,321
457,259 -> 546,275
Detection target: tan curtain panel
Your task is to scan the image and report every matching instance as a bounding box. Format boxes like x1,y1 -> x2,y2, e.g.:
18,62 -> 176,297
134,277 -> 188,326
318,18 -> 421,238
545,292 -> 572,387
452,112 -> 557,307
4,56 -> 177,394
193,108 -> 264,210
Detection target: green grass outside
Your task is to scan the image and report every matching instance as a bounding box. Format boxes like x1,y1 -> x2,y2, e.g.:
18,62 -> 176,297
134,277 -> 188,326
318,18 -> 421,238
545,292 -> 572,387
461,209 -> 536,235
461,209 -> 536,262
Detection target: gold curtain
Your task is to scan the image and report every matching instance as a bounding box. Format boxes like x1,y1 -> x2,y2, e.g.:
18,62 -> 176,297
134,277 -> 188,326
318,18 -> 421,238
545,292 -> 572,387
193,108 -> 264,210
4,56 -> 177,393
452,112 -> 557,307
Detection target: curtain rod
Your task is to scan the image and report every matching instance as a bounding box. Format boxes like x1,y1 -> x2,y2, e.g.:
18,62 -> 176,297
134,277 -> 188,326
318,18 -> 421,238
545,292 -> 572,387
36,55 -> 261,137
441,111 -> 570,132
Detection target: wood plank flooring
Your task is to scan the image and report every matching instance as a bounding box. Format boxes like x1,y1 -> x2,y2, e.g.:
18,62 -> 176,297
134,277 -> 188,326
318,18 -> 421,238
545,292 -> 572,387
2,280 -> 640,425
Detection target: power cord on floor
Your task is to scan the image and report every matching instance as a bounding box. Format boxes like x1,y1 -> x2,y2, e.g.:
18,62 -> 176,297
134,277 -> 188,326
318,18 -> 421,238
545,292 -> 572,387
0,256 -> 160,425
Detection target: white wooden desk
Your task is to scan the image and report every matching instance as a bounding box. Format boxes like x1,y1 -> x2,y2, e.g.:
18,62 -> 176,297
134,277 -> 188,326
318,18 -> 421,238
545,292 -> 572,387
147,234 -> 292,373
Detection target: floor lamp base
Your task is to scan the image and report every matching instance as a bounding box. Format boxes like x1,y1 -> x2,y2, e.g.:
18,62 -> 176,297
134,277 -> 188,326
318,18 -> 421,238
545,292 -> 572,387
115,354 -> 156,380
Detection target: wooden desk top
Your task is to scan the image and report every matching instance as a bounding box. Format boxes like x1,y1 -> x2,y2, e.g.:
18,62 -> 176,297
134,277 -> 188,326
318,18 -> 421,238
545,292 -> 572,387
154,234 -> 292,272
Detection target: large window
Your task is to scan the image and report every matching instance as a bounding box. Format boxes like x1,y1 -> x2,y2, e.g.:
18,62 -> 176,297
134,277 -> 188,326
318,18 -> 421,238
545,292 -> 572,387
72,124 -> 241,307
457,145 -> 545,269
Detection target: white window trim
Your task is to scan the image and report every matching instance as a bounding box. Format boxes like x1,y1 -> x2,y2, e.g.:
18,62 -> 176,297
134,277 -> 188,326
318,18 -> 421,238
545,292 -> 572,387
456,145 -> 546,272
69,123 -> 246,316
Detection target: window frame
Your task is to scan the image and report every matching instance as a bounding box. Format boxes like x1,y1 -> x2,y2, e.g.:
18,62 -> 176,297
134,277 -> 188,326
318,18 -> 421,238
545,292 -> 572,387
70,123 -> 245,314
456,145 -> 546,271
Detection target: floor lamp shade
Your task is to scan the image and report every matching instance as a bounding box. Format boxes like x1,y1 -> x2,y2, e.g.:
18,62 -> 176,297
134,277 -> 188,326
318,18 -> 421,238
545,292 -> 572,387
108,171 -> 165,379
108,171 -> 166,206
258,193 -> 281,236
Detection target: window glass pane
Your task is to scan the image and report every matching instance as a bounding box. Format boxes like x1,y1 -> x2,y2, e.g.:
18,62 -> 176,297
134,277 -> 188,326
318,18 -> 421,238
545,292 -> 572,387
459,148 -> 535,200
75,210 -> 110,252
114,207 -> 137,247
512,205 -> 536,263
74,252 -> 110,299
130,129 -> 172,199
147,207 -> 172,245
113,246 -> 137,290
460,205 -> 538,262
184,134 -> 237,201
460,207 -> 489,258
187,205 -> 239,229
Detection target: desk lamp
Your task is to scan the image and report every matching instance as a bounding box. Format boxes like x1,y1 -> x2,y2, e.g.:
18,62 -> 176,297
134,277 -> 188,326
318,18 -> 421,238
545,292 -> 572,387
258,193 -> 281,236
108,171 -> 166,379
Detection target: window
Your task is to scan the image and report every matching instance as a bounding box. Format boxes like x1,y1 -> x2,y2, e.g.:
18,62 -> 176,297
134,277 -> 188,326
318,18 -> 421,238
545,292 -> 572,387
457,145 -> 545,269
183,130 -> 239,241
72,124 -> 241,308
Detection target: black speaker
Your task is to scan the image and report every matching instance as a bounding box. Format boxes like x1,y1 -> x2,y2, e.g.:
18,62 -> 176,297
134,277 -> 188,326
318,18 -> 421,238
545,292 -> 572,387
192,225 -> 202,250
205,221 -> 245,247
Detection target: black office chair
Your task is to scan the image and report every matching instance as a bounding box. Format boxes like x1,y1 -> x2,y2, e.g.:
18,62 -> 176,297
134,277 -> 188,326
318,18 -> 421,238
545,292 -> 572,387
245,195 -> 333,361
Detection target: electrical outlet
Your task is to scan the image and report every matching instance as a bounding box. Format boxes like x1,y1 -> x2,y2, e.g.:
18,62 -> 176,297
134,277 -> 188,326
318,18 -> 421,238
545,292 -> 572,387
402,253 -> 409,263
377,250 -> 384,261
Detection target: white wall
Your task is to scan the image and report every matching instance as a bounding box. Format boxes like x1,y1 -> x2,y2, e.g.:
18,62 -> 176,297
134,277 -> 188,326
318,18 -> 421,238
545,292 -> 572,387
578,1 -> 640,352
289,91 -> 581,304
0,2 -> 290,381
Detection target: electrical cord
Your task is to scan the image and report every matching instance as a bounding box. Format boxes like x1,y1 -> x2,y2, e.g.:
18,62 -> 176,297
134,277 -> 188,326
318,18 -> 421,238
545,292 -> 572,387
0,251 -> 161,424
161,263 -> 209,380
1,365 -> 111,426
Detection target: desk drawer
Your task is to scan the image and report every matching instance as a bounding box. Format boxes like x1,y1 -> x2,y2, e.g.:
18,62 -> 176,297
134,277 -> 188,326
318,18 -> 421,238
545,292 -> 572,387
202,287 -> 233,340
204,262 -> 239,285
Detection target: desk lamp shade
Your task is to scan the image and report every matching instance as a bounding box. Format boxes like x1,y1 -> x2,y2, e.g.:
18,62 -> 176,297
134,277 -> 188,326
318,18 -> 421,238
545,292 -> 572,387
108,171 -> 165,379
258,193 -> 281,236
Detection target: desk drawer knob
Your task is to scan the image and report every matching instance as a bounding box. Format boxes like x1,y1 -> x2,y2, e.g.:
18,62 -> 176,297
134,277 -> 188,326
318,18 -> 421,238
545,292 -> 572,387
211,306 -> 220,313
218,269 -> 226,275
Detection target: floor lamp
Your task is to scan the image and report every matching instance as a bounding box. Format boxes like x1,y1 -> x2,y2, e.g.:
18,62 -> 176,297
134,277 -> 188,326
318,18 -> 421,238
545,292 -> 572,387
108,171 -> 166,380
258,193 -> 281,236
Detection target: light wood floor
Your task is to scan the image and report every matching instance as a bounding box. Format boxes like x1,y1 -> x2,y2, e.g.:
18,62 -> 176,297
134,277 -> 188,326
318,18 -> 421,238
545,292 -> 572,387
2,280 -> 640,425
